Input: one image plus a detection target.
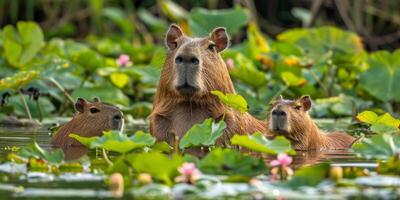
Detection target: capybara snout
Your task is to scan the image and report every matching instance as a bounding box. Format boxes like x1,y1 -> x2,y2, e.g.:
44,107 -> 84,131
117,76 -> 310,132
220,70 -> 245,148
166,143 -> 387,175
270,107 -> 289,134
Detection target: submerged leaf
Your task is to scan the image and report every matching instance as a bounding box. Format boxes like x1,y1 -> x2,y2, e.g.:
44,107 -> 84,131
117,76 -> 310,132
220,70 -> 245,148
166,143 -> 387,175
231,133 -> 295,155
199,148 -> 267,177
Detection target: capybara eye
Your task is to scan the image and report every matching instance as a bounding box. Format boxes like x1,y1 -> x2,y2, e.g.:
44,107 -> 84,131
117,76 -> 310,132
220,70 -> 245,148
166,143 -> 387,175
208,43 -> 216,51
295,105 -> 301,110
191,57 -> 199,65
175,56 -> 183,64
90,107 -> 100,114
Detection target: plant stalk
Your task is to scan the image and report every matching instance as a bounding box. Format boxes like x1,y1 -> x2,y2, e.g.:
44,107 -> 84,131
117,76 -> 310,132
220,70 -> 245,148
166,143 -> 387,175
18,89 -> 32,121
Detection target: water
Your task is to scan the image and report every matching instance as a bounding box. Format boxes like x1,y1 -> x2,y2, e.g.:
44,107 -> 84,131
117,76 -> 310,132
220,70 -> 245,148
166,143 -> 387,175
0,118 -> 381,199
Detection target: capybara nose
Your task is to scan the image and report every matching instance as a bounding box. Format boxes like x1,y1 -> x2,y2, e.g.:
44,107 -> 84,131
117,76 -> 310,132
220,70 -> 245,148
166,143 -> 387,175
113,114 -> 122,121
175,54 -> 199,66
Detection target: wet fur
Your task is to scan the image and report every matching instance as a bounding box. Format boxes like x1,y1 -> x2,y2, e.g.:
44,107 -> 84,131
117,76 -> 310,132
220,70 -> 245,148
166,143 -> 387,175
51,101 -> 123,147
150,29 -> 270,146
268,98 -> 355,151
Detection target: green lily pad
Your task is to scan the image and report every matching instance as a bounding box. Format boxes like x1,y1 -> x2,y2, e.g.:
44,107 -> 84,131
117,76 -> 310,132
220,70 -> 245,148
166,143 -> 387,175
179,118 -> 226,150
231,133 -> 295,155
211,90 -> 248,113
70,130 -> 156,154
282,162 -> 330,189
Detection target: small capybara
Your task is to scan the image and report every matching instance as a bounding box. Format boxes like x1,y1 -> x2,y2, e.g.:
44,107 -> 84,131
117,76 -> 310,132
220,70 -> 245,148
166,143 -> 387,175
150,24 -> 270,146
268,95 -> 355,151
51,97 -> 124,147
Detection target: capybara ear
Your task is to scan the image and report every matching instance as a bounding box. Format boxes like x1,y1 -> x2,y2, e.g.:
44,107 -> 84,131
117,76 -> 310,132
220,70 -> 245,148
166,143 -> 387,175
165,24 -> 184,50
75,98 -> 87,113
93,96 -> 101,103
299,95 -> 312,111
210,27 -> 229,52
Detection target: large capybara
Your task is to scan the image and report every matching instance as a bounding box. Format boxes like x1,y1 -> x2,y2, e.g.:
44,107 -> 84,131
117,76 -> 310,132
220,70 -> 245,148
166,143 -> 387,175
268,95 -> 356,151
51,97 -> 124,148
150,24 -> 271,146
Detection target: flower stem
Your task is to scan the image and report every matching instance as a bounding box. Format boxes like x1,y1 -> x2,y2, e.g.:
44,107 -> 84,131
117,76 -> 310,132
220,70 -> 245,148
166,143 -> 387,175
102,148 -> 113,166
47,77 -> 75,105
18,90 -> 32,121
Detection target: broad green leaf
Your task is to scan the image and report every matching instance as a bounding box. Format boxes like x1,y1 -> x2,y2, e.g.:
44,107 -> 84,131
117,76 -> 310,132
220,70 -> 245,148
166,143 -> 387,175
199,148 -> 267,177
18,142 -> 64,164
0,70 -> 39,92
158,0 -> 188,22
356,110 -> 400,134
189,7 -> 248,37
102,7 -> 134,37
69,134 -> 99,147
179,118 -> 226,150
90,131 -> 156,154
126,152 -> 183,185
360,50 -> 400,102
231,133 -> 295,155
281,71 -> 307,86
229,53 -> 267,88
2,21 -> 44,68
7,95 -> 55,118
357,111 -> 378,124
137,9 -> 168,33
72,85 -> 130,106
282,163 -> 330,189
110,72 -> 129,88
352,134 -> 400,159
211,90 -> 248,113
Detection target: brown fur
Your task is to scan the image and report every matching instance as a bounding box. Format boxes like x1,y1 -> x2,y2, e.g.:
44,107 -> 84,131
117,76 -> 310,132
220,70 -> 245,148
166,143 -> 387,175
150,25 -> 270,146
51,98 -> 124,147
268,96 -> 355,151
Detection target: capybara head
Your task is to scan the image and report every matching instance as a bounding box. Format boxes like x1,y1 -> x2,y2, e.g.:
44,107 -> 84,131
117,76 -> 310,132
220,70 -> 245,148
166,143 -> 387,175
160,24 -> 234,101
268,95 -> 312,141
72,97 -> 124,131
51,97 -> 124,147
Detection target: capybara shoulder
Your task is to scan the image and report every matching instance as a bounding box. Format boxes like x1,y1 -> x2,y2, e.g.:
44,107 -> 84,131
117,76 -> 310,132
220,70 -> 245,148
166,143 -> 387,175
51,97 -> 124,147
268,95 -> 355,150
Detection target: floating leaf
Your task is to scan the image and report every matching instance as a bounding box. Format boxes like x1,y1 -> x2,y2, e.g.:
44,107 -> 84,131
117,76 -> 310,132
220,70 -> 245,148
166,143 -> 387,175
18,142 -> 64,164
126,152 -> 183,185
211,90 -> 248,113
352,134 -> 400,159
189,7 -> 248,37
357,111 -> 378,124
179,118 -> 226,150
70,130 -> 156,154
231,133 -> 295,155
360,50 -> 400,102
199,148 -> 267,177
0,70 -> 39,92
2,21 -> 44,68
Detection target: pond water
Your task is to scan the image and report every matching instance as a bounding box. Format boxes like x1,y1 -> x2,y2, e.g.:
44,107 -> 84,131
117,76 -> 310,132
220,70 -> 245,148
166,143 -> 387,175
0,119 -> 385,199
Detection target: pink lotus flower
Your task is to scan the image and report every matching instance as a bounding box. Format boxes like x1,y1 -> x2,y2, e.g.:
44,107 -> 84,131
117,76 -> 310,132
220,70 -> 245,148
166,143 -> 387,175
270,153 -> 292,167
116,54 -> 132,67
175,162 -> 201,184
